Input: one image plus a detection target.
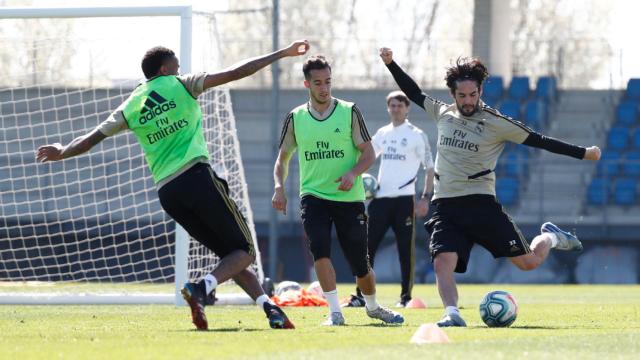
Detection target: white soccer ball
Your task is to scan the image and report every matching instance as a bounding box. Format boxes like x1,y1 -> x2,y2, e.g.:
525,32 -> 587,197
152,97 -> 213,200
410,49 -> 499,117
275,281 -> 301,296
362,173 -> 378,200
479,290 -> 519,327
306,281 -> 324,298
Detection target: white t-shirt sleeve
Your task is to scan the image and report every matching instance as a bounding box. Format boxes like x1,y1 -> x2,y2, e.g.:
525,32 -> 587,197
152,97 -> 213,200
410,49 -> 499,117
96,110 -> 128,137
418,131 -> 434,170
177,72 -> 207,98
371,130 -> 383,157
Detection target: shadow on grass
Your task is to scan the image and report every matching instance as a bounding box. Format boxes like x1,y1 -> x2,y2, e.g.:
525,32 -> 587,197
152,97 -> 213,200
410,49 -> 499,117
465,325 -> 568,330
173,327 -> 266,333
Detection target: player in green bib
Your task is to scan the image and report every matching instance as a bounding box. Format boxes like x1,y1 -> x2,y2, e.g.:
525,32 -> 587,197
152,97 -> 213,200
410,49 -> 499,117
36,39 -> 310,331
272,55 -> 404,326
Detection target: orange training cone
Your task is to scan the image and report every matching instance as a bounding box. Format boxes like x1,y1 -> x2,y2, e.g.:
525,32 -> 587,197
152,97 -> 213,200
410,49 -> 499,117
405,297 -> 427,309
410,323 -> 451,344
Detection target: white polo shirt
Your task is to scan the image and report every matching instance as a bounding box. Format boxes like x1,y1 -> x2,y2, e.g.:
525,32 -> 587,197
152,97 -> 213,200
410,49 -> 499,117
371,120 -> 434,198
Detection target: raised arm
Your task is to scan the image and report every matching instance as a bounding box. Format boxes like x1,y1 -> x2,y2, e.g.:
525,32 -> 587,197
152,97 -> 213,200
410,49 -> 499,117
36,128 -> 107,162
380,47 -> 427,109
204,40 -> 310,90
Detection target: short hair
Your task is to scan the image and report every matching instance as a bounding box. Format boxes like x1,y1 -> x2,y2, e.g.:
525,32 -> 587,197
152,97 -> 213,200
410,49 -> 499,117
302,55 -> 331,79
141,46 -> 176,79
445,57 -> 489,93
386,91 -> 410,107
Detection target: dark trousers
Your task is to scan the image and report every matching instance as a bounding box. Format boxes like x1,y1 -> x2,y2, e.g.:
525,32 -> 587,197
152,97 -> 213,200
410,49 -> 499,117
365,195 -> 415,300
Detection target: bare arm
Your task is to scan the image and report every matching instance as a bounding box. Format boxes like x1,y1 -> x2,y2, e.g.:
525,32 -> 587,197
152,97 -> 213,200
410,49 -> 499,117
272,148 -> 294,215
203,39 -> 309,90
415,167 -> 434,218
36,128 -> 107,162
335,141 -> 375,191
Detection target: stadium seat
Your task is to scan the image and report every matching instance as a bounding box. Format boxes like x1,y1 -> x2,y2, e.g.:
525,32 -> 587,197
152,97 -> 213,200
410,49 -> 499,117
623,150 -> 640,177
507,76 -> 530,101
483,76 -> 503,107
615,102 -> 638,127
587,177 -> 609,205
597,150 -> 621,176
613,178 -> 637,206
633,128 -> 640,149
496,177 -> 519,206
607,127 -> 630,151
499,100 -> 521,119
524,100 -> 547,131
535,76 -> 557,101
626,78 -> 640,101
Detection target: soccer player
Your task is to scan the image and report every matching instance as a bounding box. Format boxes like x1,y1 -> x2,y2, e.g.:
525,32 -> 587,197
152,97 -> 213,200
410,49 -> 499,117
379,47 -> 601,327
272,55 -> 404,326
36,40 -> 310,331
348,91 -> 434,308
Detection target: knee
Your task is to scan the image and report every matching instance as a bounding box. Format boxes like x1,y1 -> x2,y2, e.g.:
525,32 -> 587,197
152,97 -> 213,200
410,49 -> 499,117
433,252 -> 457,274
513,257 -> 540,271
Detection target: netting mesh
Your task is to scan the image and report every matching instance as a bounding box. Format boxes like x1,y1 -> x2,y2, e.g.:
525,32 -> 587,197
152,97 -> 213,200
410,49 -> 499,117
0,13 -> 261,286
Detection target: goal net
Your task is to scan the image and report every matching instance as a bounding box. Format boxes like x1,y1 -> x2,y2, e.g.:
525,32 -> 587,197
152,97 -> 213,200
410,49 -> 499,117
0,6 -> 261,304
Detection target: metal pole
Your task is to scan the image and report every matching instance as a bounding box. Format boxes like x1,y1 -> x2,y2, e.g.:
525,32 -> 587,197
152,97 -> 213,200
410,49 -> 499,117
268,0 -> 280,281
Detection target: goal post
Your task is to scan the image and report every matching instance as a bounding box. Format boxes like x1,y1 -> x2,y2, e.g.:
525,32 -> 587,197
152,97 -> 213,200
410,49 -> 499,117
0,6 -> 261,305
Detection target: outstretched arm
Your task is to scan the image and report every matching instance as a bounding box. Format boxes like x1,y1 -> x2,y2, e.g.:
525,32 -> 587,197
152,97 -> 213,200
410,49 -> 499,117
36,128 -> 107,162
522,133 -> 601,161
380,47 -> 427,109
204,39 -> 310,90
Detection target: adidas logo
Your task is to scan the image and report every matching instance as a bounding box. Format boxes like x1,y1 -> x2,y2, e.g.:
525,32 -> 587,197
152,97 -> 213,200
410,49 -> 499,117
334,128 -> 341,133
138,90 -> 176,124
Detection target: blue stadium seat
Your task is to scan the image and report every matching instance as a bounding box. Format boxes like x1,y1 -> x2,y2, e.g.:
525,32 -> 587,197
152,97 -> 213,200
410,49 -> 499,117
483,76 -> 503,106
535,76 -> 557,101
597,150 -> 621,176
507,76 -> 530,101
627,79 -> 640,101
623,150 -> 640,177
496,177 -> 519,206
499,100 -> 521,119
633,128 -> 640,149
613,178 -> 637,205
607,127 -> 630,150
503,152 -> 521,177
524,100 -> 547,131
587,177 -> 609,205
615,102 -> 638,127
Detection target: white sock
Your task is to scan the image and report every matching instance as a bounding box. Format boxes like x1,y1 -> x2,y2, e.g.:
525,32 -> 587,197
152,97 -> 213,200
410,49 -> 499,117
203,274 -> 218,295
445,306 -> 460,316
547,232 -> 559,248
362,293 -> 380,311
323,290 -> 342,314
256,294 -> 273,308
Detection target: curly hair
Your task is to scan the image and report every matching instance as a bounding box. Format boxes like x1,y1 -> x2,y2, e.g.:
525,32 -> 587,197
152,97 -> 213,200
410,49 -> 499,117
141,46 -> 176,79
445,57 -> 489,93
302,55 -> 331,79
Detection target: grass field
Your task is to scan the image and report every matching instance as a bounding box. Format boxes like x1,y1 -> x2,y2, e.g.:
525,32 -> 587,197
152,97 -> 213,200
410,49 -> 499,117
1,283 -> 639,359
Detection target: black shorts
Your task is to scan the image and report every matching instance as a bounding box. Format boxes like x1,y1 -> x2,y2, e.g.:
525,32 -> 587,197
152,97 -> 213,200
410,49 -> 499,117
425,194 -> 530,273
157,163 -> 254,258
300,195 -> 371,277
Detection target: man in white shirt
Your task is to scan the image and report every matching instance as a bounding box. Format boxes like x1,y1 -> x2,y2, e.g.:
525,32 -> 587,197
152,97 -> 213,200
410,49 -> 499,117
348,91 -> 434,308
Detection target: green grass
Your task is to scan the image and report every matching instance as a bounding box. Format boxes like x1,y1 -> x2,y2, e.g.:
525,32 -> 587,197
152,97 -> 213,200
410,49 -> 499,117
1,284 -> 639,359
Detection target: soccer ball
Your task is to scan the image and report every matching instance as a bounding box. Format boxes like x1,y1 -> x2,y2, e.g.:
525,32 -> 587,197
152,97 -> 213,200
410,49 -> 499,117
479,290 -> 518,327
307,281 -> 324,298
362,173 -> 378,200
275,281 -> 301,296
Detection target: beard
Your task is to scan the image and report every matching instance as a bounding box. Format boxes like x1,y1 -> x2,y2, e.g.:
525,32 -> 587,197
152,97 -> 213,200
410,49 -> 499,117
457,102 -> 479,117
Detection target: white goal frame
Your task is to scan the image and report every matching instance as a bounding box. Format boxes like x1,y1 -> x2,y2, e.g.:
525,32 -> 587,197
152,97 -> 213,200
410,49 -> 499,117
0,5 -> 257,306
